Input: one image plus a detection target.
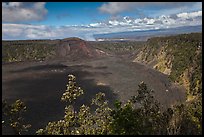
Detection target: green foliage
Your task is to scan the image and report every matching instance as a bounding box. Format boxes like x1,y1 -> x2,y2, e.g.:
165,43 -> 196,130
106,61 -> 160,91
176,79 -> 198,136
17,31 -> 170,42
110,100 -> 140,135
163,97 -> 202,135
2,40 -> 57,63
146,34 -> 202,126
36,74 -> 112,135
189,50 -> 202,95
90,92 -> 113,135
89,41 -> 145,54
2,99 -> 31,135
110,82 -> 162,135
61,75 -> 84,103
138,33 -> 202,96
182,96 -> 202,134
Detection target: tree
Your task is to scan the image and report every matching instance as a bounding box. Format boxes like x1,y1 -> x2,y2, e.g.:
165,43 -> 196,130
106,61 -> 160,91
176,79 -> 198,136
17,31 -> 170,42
110,82 -> 162,135
36,74 -> 112,135
2,99 -> 31,135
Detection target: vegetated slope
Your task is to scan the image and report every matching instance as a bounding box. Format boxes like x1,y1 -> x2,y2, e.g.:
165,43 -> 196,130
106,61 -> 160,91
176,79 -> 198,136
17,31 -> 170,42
133,33 -> 202,131
133,33 -> 202,99
2,38 -> 108,63
2,40 -> 58,63
88,41 -> 145,56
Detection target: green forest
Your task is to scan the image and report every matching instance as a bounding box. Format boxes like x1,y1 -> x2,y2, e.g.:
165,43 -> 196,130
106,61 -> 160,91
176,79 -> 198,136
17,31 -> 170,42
135,33 -> 202,98
2,40 -> 57,63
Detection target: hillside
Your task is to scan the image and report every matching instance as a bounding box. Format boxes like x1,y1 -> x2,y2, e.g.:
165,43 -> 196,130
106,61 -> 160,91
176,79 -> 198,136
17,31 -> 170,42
88,41 -> 145,55
133,33 -> 202,99
2,38 -> 108,63
56,38 -> 108,60
2,40 -> 58,63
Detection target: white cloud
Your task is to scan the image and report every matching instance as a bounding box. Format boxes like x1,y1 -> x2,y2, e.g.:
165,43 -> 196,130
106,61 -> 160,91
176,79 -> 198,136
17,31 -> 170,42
89,23 -> 103,27
98,2 -> 202,16
2,2 -> 47,23
108,20 -> 119,26
2,10 -> 202,41
177,11 -> 202,19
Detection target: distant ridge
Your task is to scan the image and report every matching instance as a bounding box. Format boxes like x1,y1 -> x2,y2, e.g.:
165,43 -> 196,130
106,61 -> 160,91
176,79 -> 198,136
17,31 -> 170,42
94,25 -> 202,41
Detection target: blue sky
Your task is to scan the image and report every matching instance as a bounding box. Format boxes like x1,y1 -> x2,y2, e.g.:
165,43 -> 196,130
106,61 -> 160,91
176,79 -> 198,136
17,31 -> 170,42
42,2 -> 107,26
2,2 -> 202,40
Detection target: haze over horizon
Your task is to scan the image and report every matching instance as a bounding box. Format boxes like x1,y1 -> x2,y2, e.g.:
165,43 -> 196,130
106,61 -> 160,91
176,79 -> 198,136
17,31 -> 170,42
2,2 -> 202,41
